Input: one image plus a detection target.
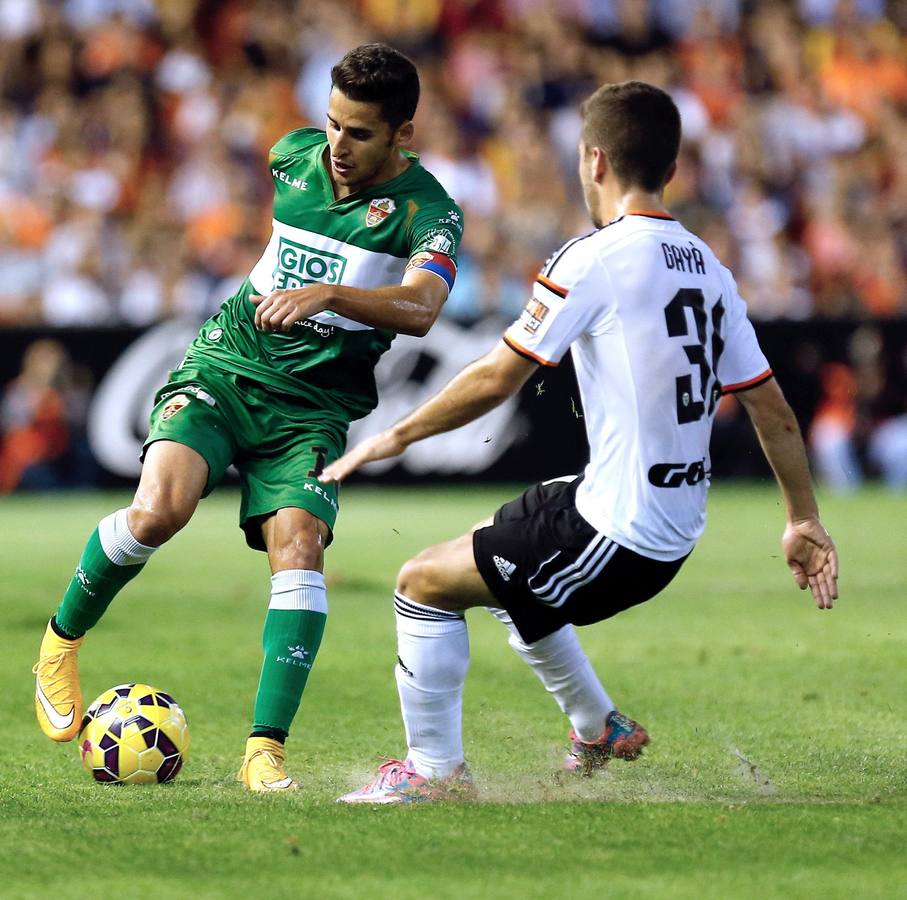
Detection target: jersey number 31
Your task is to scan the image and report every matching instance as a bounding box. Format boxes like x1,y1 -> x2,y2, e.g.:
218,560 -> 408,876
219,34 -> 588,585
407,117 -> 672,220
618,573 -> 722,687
664,288 -> 725,424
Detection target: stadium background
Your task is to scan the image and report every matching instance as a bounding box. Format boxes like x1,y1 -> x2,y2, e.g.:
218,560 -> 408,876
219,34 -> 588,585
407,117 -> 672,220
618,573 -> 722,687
1,0 -> 906,492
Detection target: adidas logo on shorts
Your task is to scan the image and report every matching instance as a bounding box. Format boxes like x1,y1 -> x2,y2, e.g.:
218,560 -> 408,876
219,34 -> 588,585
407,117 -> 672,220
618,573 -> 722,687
493,555 -> 516,581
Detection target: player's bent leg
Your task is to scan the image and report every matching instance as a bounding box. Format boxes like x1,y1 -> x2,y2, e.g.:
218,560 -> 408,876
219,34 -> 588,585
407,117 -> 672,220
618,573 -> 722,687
342,532 -> 490,802
472,479 -> 659,775
497,615 -> 647,774
485,612 -> 648,776
127,440 -> 210,546
53,440 -> 207,638
240,508 -> 330,792
339,598 -> 478,803
339,531 -> 490,804
489,609 -> 614,735
396,531 -> 495,612
34,441 -> 208,743
261,504 -> 329,574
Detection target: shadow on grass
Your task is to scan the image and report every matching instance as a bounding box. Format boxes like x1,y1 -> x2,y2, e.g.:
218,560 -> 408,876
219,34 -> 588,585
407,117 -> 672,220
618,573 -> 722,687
324,573 -> 389,595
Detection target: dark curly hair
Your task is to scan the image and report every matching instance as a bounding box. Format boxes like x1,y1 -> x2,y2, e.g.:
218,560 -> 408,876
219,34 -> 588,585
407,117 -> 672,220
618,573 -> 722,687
331,44 -> 420,129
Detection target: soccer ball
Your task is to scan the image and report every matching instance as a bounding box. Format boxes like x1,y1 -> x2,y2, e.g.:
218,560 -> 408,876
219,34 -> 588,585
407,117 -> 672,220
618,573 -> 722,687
78,683 -> 190,785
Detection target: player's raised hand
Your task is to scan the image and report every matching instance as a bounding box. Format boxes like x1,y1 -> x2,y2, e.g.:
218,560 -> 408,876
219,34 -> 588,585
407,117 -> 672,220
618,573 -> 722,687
319,429 -> 407,483
251,285 -> 331,332
782,517 -> 839,610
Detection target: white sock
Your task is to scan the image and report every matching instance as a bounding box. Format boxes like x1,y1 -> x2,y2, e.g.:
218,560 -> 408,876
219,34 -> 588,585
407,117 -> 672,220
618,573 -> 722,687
489,608 -> 613,741
269,569 -> 328,612
98,508 -> 157,566
394,592 -> 469,779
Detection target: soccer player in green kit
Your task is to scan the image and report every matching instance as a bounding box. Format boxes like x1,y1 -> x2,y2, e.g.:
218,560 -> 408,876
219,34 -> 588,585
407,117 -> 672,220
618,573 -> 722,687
32,44 -> 464,792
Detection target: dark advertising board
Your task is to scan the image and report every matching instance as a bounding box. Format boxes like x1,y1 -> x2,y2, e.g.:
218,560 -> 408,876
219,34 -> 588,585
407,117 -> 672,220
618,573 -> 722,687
1,318 -> 904,488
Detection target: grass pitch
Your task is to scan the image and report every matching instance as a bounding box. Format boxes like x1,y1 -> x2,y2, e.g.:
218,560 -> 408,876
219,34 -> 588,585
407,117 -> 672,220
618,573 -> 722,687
1,485 -> 904,899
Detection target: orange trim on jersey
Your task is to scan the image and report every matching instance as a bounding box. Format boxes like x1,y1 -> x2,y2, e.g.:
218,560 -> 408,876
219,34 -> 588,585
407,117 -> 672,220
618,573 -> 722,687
503,333 -> 559,367
625,209 -> 675,220
536,274 -> 568,298
722,369 -> 773,394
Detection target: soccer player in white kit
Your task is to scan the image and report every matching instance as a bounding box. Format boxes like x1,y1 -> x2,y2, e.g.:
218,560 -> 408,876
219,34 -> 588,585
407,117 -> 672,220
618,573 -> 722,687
321,81 -> 839,803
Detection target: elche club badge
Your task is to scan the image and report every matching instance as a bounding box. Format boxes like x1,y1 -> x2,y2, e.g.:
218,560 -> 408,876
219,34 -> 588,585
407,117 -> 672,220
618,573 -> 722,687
366,198 -> 395,227
161,394 -> 191,421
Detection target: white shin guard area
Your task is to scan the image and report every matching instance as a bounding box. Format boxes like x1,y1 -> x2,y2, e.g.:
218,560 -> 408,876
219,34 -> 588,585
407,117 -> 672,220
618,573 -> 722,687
489,608 -> 613,741
98,508 -> 157,566
394,592 -> 469,780
269,569 -> 328,613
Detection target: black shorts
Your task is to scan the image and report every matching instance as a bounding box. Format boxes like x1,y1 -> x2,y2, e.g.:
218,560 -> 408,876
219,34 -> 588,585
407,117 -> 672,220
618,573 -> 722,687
473,477 -> 688,643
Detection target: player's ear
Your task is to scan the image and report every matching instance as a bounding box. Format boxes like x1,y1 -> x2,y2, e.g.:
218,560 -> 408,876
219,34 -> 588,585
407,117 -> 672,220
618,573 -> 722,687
591,146 -> 608,184
393,120 -> 414,150
663,160 -> 677,188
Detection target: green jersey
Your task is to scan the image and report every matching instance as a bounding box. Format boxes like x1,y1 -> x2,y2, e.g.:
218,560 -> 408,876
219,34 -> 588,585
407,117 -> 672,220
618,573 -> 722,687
184,128 -> 463,420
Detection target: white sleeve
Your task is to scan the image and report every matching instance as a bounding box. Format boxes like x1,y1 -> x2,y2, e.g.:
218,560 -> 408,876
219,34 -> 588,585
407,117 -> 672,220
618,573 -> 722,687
504,239 -> 605,367
717,266 -> 772,392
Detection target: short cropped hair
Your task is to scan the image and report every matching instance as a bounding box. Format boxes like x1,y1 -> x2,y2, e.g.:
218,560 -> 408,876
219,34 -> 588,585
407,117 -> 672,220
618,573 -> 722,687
581,81 -> 681,192
331,43 -> 420,129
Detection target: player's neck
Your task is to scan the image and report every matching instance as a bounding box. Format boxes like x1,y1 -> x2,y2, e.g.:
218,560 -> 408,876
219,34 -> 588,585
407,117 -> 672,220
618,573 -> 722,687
330,150 -> 412,201
602,187 -> 670,224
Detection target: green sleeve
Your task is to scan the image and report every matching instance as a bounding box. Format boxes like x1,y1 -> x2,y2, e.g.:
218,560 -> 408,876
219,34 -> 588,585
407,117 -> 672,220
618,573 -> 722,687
408,200 -> 464,262
268,128 -> 325,164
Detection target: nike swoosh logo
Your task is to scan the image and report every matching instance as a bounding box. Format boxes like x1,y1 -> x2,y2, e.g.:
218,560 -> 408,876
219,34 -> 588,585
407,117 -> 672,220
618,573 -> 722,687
35,679 -> 75,732
263,776 -> 294,789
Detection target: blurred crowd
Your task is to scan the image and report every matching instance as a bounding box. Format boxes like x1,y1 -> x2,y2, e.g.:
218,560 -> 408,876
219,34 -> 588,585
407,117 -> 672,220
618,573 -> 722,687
0,0 -> 905,328
0,337 -> 96,490
2,0 -> 907,491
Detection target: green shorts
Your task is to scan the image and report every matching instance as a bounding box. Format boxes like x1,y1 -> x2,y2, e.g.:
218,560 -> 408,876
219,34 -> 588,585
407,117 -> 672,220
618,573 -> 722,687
144,364 -> 347,551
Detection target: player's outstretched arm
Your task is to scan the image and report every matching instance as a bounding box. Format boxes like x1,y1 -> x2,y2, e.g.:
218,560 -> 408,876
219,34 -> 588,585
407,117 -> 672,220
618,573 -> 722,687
320,341 -> 537,482
736,378 -> 839,609
252,269 -> 448,336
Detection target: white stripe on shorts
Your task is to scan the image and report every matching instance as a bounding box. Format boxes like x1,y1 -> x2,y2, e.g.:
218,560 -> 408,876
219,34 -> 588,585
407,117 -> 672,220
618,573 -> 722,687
529,532 -> 609,599
550,540 -> 620,607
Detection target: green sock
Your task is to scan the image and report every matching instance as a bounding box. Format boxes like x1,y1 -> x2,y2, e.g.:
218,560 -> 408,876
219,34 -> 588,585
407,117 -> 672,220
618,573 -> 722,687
252,570 -> 328,736
55,510 -> 155,637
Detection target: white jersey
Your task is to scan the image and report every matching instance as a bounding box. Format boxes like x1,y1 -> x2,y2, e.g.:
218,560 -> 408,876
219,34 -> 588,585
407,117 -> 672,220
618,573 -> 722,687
504,212 -> 771,561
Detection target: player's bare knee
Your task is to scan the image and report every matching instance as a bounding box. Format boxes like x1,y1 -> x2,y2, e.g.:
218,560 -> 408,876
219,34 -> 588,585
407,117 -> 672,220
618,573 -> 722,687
126,503 -> 189,547
396,557 -> 419,598
270,541 -> 322,571
397,552 -> 445,605
128,471 -> 200,545
268,525 -> 325,572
